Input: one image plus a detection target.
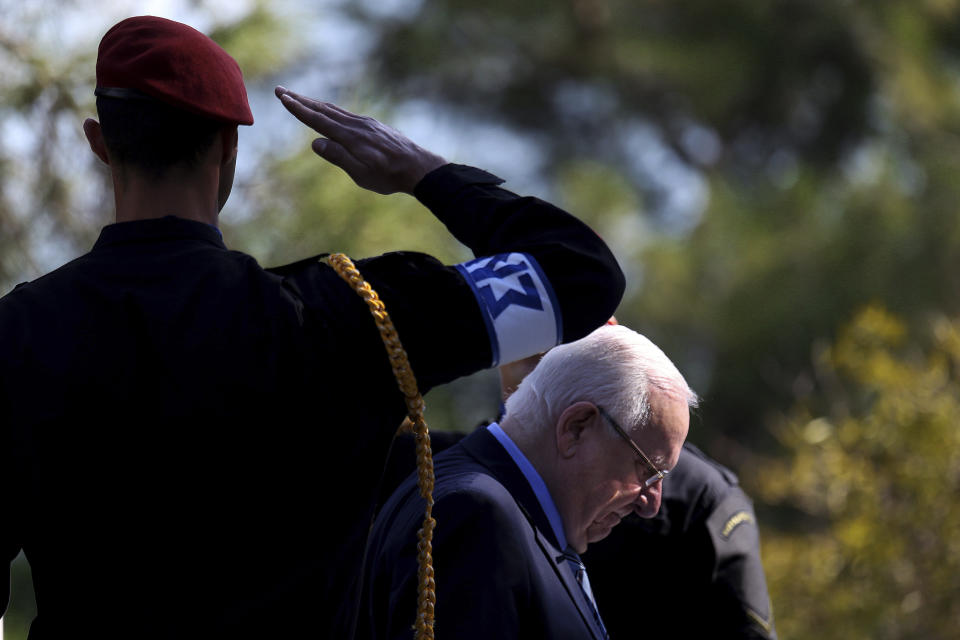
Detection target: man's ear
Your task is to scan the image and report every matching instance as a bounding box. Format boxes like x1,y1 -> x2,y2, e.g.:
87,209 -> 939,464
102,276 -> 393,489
82,118 -> 110,165
555,401 -> 599,459
219,126 -> 239,166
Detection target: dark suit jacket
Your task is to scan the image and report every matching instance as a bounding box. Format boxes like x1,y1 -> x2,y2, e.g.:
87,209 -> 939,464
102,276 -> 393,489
356,427 -> 606,640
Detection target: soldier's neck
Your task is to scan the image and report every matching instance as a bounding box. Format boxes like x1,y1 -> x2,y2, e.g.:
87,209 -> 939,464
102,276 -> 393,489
112,163 -> 221,227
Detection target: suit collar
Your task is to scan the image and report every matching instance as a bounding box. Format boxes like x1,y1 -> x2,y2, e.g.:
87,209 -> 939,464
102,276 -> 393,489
458,429 -> 608,640
459,427 -> 561,548
485,423 -> 569,549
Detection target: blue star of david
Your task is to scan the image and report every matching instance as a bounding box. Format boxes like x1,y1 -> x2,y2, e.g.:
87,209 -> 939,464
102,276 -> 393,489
467,255 -> 545,319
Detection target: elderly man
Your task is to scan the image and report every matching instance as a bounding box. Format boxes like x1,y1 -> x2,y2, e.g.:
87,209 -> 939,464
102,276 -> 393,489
499,324 -> 778,639
0,16 -> 624,638
355,325 -> 696,639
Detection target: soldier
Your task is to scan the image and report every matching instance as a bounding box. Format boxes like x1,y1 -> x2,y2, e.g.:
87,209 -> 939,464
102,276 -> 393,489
0,15 -> 624,638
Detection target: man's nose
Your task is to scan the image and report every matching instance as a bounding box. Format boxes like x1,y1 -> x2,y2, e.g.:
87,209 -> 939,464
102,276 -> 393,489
634,482 -> 662,518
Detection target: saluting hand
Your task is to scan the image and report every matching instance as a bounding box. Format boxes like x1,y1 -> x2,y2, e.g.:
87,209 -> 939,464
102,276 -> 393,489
275,87 -> 448,195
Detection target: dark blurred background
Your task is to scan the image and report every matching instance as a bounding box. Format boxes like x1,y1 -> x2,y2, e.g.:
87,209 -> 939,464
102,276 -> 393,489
3,1 -> 959,637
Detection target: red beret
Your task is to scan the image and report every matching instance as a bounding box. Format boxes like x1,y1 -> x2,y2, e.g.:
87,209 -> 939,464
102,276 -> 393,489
96,16 -> 253,126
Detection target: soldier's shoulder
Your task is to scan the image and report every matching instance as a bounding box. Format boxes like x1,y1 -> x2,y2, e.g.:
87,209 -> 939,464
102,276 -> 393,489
675,443 -> 738,487
663,443 -> 740,513
0,256 -> 83,308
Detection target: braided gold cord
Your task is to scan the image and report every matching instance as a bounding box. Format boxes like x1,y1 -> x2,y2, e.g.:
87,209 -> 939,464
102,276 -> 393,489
326,253 -> 437,640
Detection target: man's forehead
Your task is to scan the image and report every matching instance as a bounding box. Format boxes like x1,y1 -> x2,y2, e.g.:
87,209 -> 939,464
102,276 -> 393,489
638,392 -> 689,465
631,429 -> 681,470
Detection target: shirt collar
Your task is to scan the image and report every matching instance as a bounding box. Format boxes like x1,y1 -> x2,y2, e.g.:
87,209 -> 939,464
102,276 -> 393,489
92,215 -> 227,251
486,422 -> 568,550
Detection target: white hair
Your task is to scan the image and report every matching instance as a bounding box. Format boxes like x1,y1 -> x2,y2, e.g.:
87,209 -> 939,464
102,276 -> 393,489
503,325 -> 697,438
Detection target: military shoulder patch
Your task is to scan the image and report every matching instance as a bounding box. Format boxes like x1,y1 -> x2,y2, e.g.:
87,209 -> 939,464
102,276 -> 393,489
721,510 -> 755,538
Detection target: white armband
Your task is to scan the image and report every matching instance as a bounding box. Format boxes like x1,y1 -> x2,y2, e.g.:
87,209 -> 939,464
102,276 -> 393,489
455,252 -> 562,366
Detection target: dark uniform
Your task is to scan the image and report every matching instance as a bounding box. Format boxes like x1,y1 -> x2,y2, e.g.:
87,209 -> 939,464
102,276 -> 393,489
583,442 -> 777,639
382,437 -> 776,639
0,162 -> 624,637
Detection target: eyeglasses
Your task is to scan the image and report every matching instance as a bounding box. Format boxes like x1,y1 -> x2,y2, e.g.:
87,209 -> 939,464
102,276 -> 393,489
596,405 -> 668,488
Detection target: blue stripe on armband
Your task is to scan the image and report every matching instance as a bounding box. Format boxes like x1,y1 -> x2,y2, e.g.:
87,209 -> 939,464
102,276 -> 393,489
455,252 -> 561,367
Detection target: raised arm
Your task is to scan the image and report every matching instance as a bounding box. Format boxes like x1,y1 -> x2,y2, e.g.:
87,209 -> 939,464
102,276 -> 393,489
272,89 -> 625,391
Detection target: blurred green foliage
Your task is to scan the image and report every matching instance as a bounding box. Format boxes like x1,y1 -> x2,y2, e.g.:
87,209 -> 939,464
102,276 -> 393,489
747,307 -> 960,639
354,0 -> 960,448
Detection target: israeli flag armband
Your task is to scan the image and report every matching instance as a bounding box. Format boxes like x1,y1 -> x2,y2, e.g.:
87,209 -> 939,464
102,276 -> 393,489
455,252 -> 563,366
